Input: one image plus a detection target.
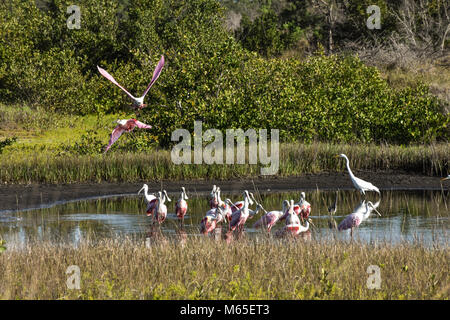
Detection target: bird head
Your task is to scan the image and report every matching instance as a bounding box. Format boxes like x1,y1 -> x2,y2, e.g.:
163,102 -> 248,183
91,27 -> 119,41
181,187 -> 188,200
163,190 -> 171,202
138,184 -> 148,195
441,175 -> 450,182
244,190 -> 254,206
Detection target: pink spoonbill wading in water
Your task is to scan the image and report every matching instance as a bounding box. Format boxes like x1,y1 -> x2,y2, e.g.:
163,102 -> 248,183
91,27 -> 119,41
209,185 -> 219,209
229,191 -> 262,234
97,55 -> 165,110
138,184 -> 157,216
154,191 -> 171,225
338,200 -> 381,237
175,187 -> 189,225
278,200 -> 312,237
253,200 -> 289,233
200,205 -> 227,235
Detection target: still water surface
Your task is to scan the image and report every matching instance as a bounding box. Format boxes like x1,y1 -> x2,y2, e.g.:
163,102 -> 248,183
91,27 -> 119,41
0,190 -> 448,247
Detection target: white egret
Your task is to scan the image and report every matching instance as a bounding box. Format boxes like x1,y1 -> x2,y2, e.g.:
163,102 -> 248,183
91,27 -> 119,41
336,154 -> 380,196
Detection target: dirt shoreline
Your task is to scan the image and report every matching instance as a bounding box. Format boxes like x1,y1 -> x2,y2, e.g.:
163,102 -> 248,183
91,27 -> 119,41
0,172 -> 447,212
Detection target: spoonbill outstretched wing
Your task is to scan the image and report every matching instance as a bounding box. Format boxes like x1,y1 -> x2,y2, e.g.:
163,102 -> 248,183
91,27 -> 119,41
97,55 -> 165,109
104,119 -> 152,152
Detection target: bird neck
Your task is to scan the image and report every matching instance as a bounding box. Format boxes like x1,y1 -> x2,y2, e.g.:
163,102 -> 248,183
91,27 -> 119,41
344,156 -> 356,179
304,221 -> 309,230
217,191 -> 222,204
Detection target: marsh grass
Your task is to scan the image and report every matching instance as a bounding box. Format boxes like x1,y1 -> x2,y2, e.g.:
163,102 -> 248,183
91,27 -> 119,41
0,142 -> 448,184
0,236 -> 448,300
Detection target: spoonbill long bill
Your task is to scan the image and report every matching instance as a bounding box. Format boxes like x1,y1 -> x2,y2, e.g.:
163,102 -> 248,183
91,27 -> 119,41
175,187 -> 188,224
97,55 -> 165,110
105,119 -> 152,152
138,184 -> 156,203
336,154 -> 380,196
441,175 -> 450,182
362,200 -> 381,222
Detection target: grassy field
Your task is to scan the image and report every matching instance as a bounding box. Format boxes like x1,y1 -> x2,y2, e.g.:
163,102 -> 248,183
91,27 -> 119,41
0,237 -> 448,300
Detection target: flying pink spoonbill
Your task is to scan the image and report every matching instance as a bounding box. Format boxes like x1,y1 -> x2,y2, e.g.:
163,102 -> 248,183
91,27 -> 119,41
338,200 -> 381,237
105,119 -> 152,152
253,200 -> 289,233
97,55 -> 165,110
175,187 -> 189,224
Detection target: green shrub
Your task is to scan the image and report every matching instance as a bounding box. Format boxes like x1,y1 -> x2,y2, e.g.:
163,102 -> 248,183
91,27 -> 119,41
0,137 -> 17,154
0,0 -> 448,148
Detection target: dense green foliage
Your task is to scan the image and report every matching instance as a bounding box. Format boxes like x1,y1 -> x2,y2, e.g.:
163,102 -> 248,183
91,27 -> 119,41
0,0 -> 448,149
227,0 -> 448,55
0,137 -> 17,154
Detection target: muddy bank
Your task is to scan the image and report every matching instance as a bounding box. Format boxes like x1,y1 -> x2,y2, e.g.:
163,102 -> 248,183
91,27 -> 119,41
0,172 -> 447,212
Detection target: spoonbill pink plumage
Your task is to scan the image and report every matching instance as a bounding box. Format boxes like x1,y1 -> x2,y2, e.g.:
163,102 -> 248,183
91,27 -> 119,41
175,187 -> 188,223
338,200 -> 381,237
105,119 -> 152,152
253,200 -> 289,232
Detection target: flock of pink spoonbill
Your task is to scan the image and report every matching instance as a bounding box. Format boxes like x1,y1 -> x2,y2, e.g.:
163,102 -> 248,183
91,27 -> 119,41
137,181 -> 382,240
98,55 -> 165,153
135,153 -> 392,238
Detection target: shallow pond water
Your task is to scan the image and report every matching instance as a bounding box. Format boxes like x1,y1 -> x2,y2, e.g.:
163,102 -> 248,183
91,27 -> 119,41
0,189 -> 448,248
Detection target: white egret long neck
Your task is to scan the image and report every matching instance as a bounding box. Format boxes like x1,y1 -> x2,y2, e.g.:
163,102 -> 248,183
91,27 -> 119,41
343,155 -> 356,180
